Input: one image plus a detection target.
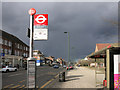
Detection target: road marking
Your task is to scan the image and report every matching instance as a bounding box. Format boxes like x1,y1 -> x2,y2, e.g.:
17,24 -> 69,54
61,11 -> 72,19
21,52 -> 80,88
19,85 -> 25,88
11,85 -> 20,88
19,80 -> 25,83
8,73 -> 22,77
40,79 -> 54,88
55,74 -> 59,78
3,84 -> 14,88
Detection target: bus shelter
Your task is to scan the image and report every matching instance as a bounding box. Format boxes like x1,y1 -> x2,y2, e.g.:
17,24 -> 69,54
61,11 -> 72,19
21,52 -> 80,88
87,43 -> 120,89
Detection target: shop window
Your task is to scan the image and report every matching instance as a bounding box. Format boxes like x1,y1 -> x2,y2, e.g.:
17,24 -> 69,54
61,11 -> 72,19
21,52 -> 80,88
5,49 -> 7,54
1,48 -> 3,53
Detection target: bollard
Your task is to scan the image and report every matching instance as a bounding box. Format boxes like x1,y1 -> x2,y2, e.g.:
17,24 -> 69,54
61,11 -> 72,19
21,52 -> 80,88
59,72 -> 65,82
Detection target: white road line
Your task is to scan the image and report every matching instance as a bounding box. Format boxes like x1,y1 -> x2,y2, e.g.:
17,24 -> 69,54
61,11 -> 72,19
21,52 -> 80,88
3,84 -> 14,88
8,73 -> 22,77
11,85 -> 20,88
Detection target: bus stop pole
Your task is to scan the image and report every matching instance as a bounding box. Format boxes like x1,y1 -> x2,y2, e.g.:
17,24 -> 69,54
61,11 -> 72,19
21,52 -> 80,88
27,14 -> 36,89
29,15 -> 34,58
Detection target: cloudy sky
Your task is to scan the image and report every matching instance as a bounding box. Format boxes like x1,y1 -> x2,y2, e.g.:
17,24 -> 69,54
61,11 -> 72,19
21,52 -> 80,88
1,2 -> 118,61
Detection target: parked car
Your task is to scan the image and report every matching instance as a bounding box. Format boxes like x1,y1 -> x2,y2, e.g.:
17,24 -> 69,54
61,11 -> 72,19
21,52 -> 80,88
66,66 -> 73,70
63,65 -> 66,68
69,66 -> 73,69
77,64 -> 80,67
53,65 -> 59,68
1,66 -> 18,73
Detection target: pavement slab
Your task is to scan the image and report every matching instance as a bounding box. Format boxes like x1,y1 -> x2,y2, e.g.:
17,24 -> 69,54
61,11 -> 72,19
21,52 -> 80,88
48,67 -> 104,89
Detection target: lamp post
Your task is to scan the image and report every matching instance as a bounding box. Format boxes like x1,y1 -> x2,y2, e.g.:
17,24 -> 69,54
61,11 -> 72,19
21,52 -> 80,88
64,32 -> 70,66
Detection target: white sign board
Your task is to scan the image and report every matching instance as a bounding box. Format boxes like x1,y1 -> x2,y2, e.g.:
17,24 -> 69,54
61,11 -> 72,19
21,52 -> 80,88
33,28 -> 48,40
114,55 -> 120,74
28,61 -> 36,88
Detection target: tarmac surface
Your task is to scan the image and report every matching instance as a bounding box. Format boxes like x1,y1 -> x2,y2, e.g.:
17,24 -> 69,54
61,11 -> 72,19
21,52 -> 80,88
2,65 -> 64,89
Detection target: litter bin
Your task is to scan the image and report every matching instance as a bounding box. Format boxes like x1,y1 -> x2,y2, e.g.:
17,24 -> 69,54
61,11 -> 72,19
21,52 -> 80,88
59,72 -> 65,82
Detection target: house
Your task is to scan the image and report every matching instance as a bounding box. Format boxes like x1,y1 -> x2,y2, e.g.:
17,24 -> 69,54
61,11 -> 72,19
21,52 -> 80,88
0,30 -> 29,67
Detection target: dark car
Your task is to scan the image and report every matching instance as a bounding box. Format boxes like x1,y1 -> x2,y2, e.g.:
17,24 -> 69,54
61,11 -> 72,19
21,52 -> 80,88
53,65 -> 59,68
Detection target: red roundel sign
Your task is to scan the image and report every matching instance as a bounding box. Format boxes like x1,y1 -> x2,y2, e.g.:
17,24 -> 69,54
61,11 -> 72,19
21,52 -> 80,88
28,8 -> 36,15
34,14 -> 48,26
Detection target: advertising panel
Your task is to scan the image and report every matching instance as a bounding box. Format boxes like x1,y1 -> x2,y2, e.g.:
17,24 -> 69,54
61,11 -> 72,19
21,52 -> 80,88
114,55 -> 120,89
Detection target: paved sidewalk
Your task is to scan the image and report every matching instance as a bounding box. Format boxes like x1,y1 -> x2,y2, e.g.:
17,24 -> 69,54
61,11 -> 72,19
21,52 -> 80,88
48,67 -> 104,88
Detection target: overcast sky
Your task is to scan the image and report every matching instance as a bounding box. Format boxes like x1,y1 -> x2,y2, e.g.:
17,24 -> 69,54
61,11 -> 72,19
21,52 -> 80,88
2,2 -> 118,61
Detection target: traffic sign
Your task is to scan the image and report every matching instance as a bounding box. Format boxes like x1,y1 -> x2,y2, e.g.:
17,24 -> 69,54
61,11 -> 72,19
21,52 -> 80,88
34,14 -> 48,26
28,8 -> 36,15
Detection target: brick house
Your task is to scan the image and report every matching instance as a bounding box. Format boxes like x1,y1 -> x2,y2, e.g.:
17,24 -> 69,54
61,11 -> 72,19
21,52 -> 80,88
0,30 -> 29,67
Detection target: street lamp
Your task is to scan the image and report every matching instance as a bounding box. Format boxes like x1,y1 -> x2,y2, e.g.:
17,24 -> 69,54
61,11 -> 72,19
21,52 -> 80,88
64,32 -> 70,66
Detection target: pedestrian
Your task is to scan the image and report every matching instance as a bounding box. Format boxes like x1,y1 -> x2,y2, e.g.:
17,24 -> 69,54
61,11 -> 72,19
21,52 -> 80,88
17,64 -> 19,69
24,62 -> 27,70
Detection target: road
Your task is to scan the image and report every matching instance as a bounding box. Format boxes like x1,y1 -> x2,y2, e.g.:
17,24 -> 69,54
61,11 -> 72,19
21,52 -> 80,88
2,65 -> 65,89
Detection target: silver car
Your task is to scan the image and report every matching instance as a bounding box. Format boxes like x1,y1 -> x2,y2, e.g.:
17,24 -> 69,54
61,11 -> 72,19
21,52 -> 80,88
1,66 -> 18,72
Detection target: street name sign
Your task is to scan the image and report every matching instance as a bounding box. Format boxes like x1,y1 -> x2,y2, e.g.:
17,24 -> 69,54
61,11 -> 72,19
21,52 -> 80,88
34,14 -> 48,40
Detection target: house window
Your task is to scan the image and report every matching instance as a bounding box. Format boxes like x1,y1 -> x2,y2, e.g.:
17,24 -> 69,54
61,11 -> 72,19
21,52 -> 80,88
9,49 -> 11,55
18,51 -> 19,56
26,47 -> 28,51
18,44 -> 19,49
25,53 -> 27,57
20,45 -> 22,49
23,53 -> 25,57
2,39 -> 4,45
0,38 -> 2,44
15,50 -> 16,55
9,41 -> 12,47
5,40 -> 8,46
15,43 -> 16,48
24,46 -> 25,50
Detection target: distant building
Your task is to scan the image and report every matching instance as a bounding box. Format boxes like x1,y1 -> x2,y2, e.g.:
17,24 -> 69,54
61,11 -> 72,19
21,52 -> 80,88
45,56 -> 55,66
33,50 -> 45,66
56,58 -> 66,66
87,43 -> 112,68
95,43 -> 111,52
0,30 -> 29,67
90,63 -> 98,67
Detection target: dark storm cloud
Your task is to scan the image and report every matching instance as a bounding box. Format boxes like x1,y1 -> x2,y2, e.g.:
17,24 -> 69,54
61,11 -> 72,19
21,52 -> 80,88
2,2 -> 118,60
